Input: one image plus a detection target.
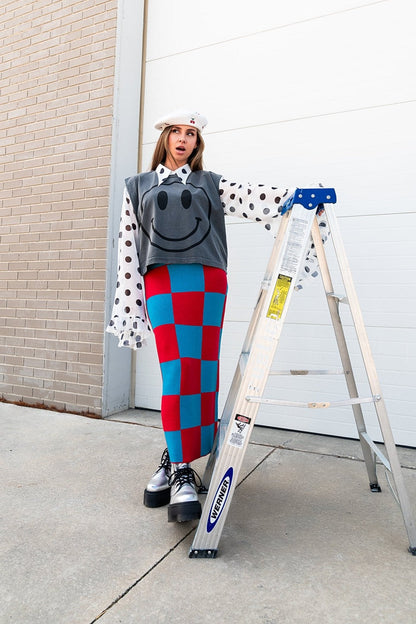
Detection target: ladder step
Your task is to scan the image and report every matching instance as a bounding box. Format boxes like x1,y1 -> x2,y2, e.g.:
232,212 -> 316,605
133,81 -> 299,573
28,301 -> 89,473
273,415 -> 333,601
269,368 -> 345,376
245,395 -> 381,409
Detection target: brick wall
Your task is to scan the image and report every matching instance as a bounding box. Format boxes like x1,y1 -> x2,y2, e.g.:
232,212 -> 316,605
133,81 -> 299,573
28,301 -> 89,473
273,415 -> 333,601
0,0 -> 118,415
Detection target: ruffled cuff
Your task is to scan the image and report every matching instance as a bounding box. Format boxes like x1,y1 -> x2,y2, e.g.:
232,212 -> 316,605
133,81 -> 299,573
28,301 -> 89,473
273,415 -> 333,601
106,314 -> 152,350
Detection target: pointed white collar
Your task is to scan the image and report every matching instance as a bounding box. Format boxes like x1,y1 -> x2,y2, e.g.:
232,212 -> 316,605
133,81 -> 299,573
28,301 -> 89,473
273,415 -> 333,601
156,163 -> 191,186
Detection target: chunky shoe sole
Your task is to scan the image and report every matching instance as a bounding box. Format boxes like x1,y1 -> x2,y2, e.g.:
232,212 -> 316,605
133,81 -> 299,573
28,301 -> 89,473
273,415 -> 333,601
168,500 -> 202,523
143,487 -> 171,508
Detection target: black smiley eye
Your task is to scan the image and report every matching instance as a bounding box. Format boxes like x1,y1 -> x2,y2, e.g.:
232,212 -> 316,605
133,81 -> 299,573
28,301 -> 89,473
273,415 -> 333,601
181,189 -> 192,209
157,190 -> 168,210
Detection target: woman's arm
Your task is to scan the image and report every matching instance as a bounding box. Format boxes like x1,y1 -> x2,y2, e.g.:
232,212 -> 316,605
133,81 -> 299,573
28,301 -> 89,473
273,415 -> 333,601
106,187 -> 152,349
219,177 -> 329,288
219,177 -> 296,230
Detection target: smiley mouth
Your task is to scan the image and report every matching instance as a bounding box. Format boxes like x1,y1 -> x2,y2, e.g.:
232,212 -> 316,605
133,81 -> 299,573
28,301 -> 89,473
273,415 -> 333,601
151,217 -> 201,241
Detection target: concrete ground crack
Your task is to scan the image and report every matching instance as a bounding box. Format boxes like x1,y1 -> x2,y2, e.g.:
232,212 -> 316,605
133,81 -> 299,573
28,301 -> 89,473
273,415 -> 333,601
88,530 -> 194,623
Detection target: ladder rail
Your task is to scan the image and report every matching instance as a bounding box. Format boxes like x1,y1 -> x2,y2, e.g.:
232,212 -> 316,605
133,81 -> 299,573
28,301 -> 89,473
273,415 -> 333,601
323,209 -> 416,550
310,218 -> 379,487
201,211 -> 292,488
192,205 -> 317,556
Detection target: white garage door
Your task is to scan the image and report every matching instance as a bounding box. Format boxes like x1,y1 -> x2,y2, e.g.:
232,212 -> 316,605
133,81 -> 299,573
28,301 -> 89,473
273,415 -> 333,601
134,0 -> 416,447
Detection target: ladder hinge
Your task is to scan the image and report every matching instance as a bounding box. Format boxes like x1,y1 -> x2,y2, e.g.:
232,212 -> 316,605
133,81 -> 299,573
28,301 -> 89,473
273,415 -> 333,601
328,292 -> 349,304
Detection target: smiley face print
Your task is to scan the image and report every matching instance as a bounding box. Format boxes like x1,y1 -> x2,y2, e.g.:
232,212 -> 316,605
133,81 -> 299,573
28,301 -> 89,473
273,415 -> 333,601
140,179 -> 212,252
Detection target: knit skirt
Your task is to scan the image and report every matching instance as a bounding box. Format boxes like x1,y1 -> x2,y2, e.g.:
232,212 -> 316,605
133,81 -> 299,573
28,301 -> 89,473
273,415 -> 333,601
143,264 -> 228,463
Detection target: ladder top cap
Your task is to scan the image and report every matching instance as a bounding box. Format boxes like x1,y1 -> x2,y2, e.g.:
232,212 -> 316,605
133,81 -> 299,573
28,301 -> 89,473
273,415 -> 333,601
281,187 -> 336,214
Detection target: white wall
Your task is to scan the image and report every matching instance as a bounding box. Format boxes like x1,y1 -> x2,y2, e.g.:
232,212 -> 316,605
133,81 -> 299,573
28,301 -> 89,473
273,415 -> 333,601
134,0 -> 416,446
103,0 -> 144,415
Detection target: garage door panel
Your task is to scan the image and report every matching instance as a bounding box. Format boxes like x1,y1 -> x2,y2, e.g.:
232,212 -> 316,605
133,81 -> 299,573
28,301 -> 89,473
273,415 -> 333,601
147,0 -> 370,61
201,104 -> 416,220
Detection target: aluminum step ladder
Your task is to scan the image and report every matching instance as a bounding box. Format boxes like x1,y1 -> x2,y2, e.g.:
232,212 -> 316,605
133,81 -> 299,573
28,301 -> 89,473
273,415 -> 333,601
189,187 -> 416,558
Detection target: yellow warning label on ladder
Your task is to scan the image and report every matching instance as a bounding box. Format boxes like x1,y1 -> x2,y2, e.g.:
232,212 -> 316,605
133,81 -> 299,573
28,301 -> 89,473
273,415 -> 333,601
267,273 -> 292,320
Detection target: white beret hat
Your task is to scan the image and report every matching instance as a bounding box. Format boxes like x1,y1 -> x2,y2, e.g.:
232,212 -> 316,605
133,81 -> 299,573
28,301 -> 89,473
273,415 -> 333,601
154,110 -> 208,132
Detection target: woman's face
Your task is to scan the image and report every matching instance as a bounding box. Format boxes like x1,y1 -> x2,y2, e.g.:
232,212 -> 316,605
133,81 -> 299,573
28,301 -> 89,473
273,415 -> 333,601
166,125 -> 198,168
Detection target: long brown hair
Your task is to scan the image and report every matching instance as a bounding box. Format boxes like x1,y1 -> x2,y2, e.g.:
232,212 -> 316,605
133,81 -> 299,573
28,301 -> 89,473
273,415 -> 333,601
150,126 -> 205,171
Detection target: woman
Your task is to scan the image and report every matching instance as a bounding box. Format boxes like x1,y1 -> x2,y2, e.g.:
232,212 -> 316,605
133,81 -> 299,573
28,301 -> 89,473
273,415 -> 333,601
107,110 -> 327,523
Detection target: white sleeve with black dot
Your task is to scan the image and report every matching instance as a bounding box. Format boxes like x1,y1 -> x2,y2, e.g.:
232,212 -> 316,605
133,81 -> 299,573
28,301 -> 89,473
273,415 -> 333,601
106,187 -> 152,349
218,178 -> 296,231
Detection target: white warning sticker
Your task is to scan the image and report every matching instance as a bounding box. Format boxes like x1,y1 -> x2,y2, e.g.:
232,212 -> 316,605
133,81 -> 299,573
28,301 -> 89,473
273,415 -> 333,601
281,216 -> 310,276
228,414 -> 252,449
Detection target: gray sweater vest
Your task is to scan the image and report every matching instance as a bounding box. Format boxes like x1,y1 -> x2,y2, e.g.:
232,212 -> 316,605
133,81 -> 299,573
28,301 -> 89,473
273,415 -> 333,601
125,170 -> 227,276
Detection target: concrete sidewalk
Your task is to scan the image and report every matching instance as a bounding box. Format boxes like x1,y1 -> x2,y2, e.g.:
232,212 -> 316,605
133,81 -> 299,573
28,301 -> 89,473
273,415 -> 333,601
1,402 -> 416,624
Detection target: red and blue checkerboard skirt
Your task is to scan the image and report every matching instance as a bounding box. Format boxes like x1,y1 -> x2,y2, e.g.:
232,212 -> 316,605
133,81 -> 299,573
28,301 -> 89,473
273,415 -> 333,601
144,264 -> 227,463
